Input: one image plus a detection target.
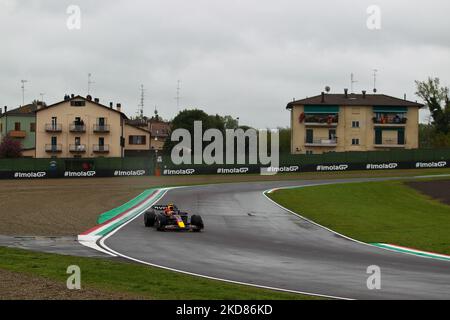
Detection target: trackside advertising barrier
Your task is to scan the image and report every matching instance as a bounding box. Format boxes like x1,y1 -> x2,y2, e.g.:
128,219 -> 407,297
0,150 -> 449,179
0,169 -> 149,179
161,160 -> 450,175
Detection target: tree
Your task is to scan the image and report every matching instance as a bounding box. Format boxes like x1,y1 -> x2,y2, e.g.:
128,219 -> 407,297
0,137 -> 22,158
278,127 -> 291,154
223,115 -> 239,129
415,77 -> 450,134
163,109 -> 227,154
418,124 -> 434,148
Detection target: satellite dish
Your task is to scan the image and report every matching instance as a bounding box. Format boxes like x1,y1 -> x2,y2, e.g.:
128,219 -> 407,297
325,86 -> 331,93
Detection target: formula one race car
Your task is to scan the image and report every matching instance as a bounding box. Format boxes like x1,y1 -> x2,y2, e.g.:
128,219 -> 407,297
144,203 -> 204,232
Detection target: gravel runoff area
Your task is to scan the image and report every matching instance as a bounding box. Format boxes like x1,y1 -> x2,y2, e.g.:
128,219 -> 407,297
407,180 -> 450,205
0,168 -> 449,236
0,268 -> 144,300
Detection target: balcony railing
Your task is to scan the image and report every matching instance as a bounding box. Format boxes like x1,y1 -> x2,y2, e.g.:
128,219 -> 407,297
93,124 -> 110,133
305,138 -> 338,146
69,144 -> 87,153
373,117 -> 407,125
93,144 -> 110,153
45,144 -> 62,153
45,123 -> 62,132
69,124 -> 86,132
374,139 -> 406,147
8,130 -> 26,138
304,115 -> 339,126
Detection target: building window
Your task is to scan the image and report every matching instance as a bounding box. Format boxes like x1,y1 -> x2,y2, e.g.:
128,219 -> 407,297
15,122 -> 21,131
306,129 -> 313,144
70,100 -> 86,107
352,121 -> 360,128
30,123 -> 36,132
306,150 -> 313,155
352,138 -> 360,145
129,135 -> 147,145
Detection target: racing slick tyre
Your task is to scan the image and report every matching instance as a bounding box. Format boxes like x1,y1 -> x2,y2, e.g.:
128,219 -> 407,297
144,211 -> 156,227
191,215 -> 204,232
155,214 -> 168,231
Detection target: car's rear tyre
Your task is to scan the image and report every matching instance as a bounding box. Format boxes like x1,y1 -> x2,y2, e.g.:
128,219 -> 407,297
155,214 -> 168,231
144,211 -> 156,227
191,215 -> 204,232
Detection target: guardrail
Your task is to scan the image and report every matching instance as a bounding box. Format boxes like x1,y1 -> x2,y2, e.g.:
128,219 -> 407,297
93,124 -> 110,133
45,144 -> 62,153
45,124 -> 62,132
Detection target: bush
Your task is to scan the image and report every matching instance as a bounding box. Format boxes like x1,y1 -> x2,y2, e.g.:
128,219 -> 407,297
0,137 -> 23,158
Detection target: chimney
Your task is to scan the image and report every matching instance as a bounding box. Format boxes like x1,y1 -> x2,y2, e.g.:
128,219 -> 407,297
404,94 -> 407,100
86,95 -> 92,101
4,106 -> 7,113
36,101 -> 43,110
344,88 -> 348,98
110,102 -> 113,109
116,103 -> 121,112
64,94 -> 70,101
321,92 -> 325,103
94,98 -> 99,103
362,90 -> 366,98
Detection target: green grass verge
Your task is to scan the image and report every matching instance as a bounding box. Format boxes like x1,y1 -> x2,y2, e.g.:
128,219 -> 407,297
268,180 -> 450,255
0,247 -> 319,300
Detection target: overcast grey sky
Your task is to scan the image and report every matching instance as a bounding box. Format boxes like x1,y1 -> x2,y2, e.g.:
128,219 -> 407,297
1,0 -> 449,127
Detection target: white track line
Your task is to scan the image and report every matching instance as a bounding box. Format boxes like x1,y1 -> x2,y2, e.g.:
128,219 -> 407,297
90,173 -> 449,301
97,187 -> 352,301
263,174 -> 450,263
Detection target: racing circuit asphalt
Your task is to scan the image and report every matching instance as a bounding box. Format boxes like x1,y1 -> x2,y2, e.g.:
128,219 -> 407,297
102,178 -> 450,300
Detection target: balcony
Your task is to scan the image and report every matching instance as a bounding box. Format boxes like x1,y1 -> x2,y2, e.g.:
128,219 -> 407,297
45,123 -> 62,132
374,139 -> 405,148
93,144 -> 110,153
45,144 -> 62,153
69,144 -> 87,153
93,124 -> 110,133
373,116 -> 407,126
305,138 -> 338,147
69,124 -> 86,133
8,130 -> 26,138
304,115 -> 339,127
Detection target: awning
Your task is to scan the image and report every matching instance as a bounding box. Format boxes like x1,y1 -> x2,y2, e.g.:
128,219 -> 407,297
373,106 -> 408,113
304,105 -> 340,114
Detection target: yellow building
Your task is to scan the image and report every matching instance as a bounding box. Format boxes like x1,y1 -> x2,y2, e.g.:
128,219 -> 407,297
287,91 -> 423,154
35,95 -> 150,158
126,113 -> 170,152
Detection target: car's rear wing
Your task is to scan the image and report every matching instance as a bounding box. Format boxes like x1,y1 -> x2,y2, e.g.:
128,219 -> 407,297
152,204 -> 178,211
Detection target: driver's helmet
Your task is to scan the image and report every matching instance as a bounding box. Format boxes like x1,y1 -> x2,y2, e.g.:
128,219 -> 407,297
167,203 -> 174,211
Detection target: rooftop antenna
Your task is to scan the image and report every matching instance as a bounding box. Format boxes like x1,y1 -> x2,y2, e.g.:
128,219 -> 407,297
175,80 -> 181,109
39,92 -> 45,102
350,73 -> 357,93
154,105 -> 159,120
21,79 -> 28,106
87,73 -> 95,95
372,69 -> 378,93
138,84 -> 145,119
